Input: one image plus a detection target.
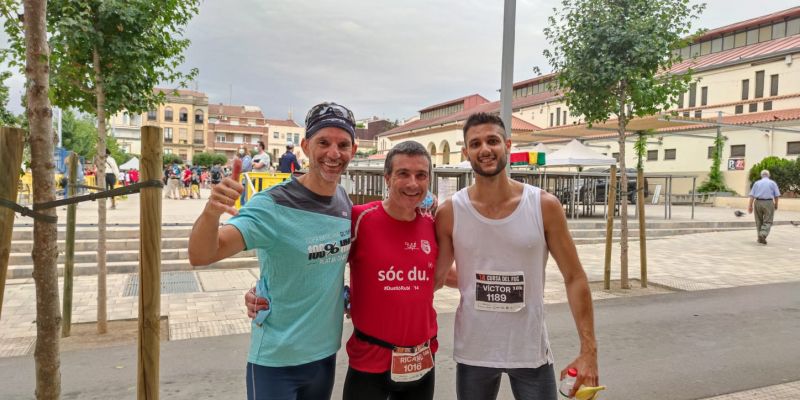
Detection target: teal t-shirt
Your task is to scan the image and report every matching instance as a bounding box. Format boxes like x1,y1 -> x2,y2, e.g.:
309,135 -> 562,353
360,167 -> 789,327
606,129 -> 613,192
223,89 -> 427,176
227,179 -> 352,367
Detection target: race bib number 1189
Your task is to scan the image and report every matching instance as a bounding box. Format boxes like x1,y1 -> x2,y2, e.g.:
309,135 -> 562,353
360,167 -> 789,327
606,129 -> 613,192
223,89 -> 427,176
475,271 -> 525,312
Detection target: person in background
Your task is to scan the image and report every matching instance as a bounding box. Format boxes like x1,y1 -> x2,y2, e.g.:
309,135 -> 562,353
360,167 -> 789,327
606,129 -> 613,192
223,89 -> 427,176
210,162 -> 223,187
191,170 -> 202,199
278,142 -> 302,173
252,140 -> 271,172
181,165 -> 192,199
105,149 -> 120,209
239,146 -> 253,173
748,169 -> 781,245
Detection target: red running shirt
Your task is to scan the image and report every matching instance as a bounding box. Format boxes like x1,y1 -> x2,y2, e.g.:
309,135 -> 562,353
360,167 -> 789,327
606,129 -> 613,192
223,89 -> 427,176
346,201 -> 439,373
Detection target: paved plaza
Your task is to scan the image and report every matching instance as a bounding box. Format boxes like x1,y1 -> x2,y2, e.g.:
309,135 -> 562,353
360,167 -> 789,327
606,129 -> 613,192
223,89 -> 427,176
3,190 -> 800,398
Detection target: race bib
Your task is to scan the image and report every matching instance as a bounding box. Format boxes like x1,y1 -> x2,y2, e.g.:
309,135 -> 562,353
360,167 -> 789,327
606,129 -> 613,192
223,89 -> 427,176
390,343 -> 434,383
475,271 -> 525,312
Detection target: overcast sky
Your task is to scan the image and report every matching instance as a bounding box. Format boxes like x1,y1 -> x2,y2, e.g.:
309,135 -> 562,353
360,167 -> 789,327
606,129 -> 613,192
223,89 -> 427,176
2,0 -> 798,122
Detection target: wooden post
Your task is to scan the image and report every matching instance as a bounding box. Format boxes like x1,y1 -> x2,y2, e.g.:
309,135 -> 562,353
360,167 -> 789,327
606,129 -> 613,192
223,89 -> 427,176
603,165 -> 618,290
0,127 -> 25,319
138,126 -> 162,400
637,169 -> 647,288
62,153 -> 78,336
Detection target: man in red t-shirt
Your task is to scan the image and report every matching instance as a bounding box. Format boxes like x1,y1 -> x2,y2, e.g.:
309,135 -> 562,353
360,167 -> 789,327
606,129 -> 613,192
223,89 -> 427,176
245,141 -> 439,399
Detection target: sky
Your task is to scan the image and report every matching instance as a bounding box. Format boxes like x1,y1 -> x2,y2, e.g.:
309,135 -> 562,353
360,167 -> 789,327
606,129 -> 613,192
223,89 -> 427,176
1,0 -> 799,123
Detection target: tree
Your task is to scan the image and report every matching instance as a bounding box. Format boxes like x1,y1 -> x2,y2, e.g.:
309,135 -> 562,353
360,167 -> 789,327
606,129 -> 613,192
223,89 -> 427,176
162,153 -> 185,166
543,0 -> 704,288
190,151 -> 226,168
749,156 -> 799,195
697,132 -> 732,193
1,0 -> 64,397
2,0 -> 199,334
61,109 -> 131,165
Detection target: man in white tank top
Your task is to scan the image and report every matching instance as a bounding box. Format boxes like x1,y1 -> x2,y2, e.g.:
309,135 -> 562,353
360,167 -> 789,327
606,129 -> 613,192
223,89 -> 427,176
434,112 -> 599,400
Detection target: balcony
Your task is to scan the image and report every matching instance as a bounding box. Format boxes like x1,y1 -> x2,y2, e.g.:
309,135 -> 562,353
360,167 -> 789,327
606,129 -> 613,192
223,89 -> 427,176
195,117 -> 204,124
193,139 -> 204,145
164,137 -> 174,144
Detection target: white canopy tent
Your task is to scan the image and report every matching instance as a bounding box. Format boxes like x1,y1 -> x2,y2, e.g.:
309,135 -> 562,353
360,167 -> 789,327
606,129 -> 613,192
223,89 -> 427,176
545,139 -> 616,167
119,157 -> 140,171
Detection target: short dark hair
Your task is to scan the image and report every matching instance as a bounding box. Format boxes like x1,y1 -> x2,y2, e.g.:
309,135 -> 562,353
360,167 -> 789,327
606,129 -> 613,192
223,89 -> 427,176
258,140 -> 266,150
462,112 -> 505,139
384,141 -> 431,176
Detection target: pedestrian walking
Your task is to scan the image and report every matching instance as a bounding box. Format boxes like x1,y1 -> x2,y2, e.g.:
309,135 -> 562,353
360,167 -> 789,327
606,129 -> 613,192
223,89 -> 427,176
105,149 -> 120,209
748,169 -> 781,245
277,142 -> 302,173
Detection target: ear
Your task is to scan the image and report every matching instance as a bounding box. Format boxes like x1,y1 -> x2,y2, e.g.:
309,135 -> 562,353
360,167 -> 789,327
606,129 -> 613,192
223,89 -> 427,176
301,138 -> 309,155
461,146 -> 468,160
350,141 -> 358,157
504,137 -> 512,152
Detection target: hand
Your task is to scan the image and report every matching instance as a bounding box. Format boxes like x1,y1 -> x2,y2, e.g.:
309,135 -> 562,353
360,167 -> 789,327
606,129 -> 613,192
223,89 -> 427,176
205,160 -> 243,217
245,286 -> 269,319
747,205 -> 753,214
560,351 -> 599,397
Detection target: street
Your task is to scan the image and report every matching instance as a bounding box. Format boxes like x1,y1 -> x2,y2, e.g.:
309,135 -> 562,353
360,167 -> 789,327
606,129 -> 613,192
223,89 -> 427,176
1,282 -> 798,399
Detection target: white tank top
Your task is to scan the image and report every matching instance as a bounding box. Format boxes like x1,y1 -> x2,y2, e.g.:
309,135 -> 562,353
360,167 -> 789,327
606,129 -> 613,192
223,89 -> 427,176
452,184 -> 553,368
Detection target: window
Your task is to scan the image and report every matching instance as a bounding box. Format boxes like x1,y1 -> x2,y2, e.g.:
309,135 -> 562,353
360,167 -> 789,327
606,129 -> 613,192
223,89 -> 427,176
735,105 -> 743,114
550,113 -> 554,127
147,110 -> 157,121
563,111 -> 567,125
759,25 -> 772,42
746,29 -> 759,45
178,151 -> 187,161
680,46 -> 690,60
734,31 -> 747,48
701,87 -> 708,106
164,127 -> 173,142
788,18 -> 800,36
711,37 -> 722,53
251,135 -> 260,144
763,101 -> 772,111
676,93 -> 684,109
683,111 -> 690,118
612,152 -> 620,161
700,41 -> 711,55
694,110 -> 702,119
688,83 -> 697,107
723,33 -> 735,51
755,71 -> 765,98
707,146 -> 716,159
770,74 -> 779,97
646,150 -> 658,161
664,149 -> 676,160
216,135 -> 225,143
730,145 -> 746,158
773,22 -> 786,39
122,113 -> 129,126
689,43 -> 699,57
179,107 -> 188,123
294,133 -> 300,144
179,128 -> 188,143
195,110 -> 204,124
749,103 -> 758,113
193,130 -> 204,145
273,132 -> 279,139
741,80 -> 749,100
164,107 -> 173,122
787,141 -> 800,155
164,148 -> 173,155
556,107 -> 561,126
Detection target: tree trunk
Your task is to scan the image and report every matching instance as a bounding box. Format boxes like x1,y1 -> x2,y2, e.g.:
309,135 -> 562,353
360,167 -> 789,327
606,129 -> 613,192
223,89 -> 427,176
93,48 -> 108,334
618,85 -> 630,289
24,0 -> 62,398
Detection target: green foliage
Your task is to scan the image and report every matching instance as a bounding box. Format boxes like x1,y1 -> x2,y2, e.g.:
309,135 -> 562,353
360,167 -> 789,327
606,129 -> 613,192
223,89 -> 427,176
191,152 -> 227,167
748,156 -> 800,194
356,148 -> 378,158
162,153 -> 183,166
697,133 -> 732,193
633,130 -> 653,170
60,109 -> 130,164
543,0 -> 705,126
0,70 -> 19,126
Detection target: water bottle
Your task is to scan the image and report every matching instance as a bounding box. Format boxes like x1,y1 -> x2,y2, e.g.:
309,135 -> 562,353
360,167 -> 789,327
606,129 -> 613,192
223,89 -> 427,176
559,368 -> 578,398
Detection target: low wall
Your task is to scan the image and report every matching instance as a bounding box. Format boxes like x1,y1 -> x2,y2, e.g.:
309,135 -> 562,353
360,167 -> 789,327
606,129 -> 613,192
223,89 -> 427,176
714,196 -> 800,211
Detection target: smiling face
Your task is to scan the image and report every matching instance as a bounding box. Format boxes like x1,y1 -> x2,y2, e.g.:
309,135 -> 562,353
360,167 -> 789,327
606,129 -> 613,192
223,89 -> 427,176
301,127 -> 357,184
385,154 -> 430,212
462,123 -> 511,177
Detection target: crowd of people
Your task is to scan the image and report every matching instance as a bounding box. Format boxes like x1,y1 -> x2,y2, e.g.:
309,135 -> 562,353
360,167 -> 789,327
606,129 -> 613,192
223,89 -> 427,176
189,102 -> 600,400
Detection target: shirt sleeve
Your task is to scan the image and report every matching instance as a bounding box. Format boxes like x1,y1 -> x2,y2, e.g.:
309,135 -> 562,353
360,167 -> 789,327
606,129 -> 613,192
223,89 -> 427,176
225,191 -> 278,251
772,182 -> 781,197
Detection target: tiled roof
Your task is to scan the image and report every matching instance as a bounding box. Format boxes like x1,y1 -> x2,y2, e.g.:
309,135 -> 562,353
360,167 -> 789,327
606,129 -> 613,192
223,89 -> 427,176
694,6 -> 800,42
537,108 -> 800,143
265,119 -> 300,128
418,94 -> 489,113
512,72 -> 559,89
380,92 -> 554,137
511,117 -> 540,131
208,104 -> 265,119
208,123 -> 268,134
670,34 -> 800,74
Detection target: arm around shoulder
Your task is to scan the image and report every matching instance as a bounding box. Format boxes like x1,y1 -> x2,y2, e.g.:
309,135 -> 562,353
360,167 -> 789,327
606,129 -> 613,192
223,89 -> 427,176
434,199 -> 457,290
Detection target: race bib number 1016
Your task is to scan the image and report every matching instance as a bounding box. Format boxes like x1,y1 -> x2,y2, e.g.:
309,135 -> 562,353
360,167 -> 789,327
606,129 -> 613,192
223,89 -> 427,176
475,271 -> 525,312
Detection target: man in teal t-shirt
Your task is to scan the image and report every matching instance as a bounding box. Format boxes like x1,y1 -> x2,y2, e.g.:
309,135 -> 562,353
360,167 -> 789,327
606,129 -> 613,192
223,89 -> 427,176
188,102 -> 359,400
